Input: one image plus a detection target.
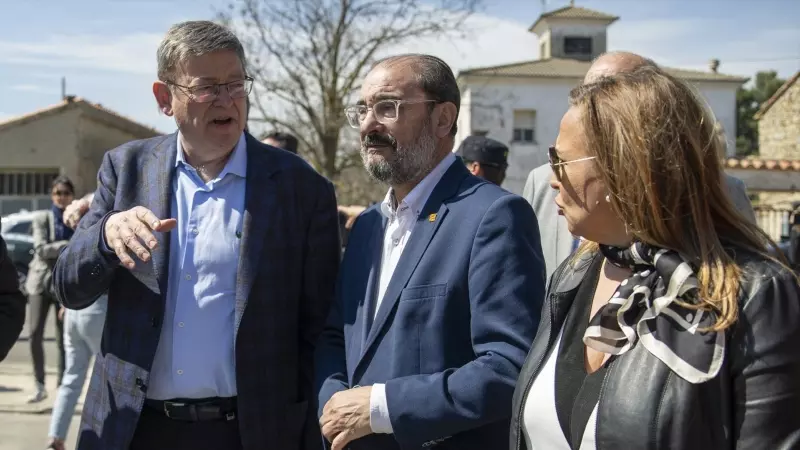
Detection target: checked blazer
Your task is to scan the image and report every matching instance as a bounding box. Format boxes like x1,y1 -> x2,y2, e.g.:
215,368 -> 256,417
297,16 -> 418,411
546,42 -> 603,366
53,132 -> 341,450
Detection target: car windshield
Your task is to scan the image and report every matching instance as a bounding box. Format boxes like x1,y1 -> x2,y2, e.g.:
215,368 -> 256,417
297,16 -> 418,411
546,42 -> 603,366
1,220 -> 32,235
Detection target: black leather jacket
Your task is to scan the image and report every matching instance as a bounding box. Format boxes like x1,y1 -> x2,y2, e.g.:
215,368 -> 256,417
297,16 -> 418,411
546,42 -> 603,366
510,250 -> 800,450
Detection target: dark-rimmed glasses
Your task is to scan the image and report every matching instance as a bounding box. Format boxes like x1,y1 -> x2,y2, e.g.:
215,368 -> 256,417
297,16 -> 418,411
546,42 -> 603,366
548,146 -> 596,182
344,99 -> 438,128
167,77 -> 254,103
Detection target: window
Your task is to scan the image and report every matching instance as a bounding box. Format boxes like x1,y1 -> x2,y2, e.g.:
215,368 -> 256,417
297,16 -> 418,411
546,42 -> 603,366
0,170 -> 60,196
564,37 -> 592,56
512,110 -> 536,144
8,221 -> 32,235
540,42 -> 547,59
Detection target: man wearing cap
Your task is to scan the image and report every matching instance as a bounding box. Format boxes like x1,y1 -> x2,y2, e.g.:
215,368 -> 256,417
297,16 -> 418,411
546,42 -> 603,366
455,136 -> 509,186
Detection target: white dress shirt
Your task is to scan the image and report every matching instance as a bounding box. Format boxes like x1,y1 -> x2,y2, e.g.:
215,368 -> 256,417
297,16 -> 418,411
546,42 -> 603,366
369,153 -> 456,434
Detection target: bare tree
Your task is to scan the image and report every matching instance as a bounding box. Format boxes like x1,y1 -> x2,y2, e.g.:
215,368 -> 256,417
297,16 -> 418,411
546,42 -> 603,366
219,0 -> 481,192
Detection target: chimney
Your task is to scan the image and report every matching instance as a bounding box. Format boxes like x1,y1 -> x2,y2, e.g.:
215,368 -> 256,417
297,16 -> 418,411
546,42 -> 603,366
65,95 -> 76,103
709,59 -> 720,73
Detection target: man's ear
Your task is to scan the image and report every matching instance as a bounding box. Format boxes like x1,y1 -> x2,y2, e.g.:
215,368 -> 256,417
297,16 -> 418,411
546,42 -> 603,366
153,81 -> 174,116
433,102 -> 458,139
467,162 -> 481,177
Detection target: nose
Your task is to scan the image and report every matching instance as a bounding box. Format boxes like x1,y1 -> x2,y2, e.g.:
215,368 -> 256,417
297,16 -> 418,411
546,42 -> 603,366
360,108 -> 384,138
549,168 -> 560,191
213,87 -> 234,108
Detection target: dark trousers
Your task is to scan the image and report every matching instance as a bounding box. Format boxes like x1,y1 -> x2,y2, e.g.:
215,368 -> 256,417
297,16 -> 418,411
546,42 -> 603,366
28,292 -> 64,386
129,406 -> 243,450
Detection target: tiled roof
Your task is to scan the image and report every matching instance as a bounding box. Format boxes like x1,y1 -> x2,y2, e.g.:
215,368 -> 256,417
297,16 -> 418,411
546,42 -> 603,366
458,57 -> 749,83
724,157 -> 800,171
754,71 -> 800,120
0,97 -> 163,137
529,6 -> 619,32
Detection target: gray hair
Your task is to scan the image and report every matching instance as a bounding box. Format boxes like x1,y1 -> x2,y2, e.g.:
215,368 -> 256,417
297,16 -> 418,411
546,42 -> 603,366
157,20 -> 246,81
372,54 -> 460,136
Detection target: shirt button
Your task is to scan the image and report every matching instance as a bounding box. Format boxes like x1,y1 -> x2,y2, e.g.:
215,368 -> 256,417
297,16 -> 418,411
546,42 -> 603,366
392,239 -> 399,246
191,228 -> 199,235
177,370 -> 184,375
185,274 -> 191,281
178,322 -> 185,328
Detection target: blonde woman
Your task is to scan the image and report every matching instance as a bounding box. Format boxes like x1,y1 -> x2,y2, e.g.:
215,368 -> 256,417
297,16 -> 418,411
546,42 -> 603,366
510,67 -> 800,449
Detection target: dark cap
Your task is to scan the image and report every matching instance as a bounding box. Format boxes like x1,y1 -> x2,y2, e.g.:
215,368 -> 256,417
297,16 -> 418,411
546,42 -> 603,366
455,136 -> 509,168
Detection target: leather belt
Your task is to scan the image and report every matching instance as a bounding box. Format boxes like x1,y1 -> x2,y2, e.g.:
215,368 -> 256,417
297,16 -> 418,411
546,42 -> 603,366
144,397 -> 238,422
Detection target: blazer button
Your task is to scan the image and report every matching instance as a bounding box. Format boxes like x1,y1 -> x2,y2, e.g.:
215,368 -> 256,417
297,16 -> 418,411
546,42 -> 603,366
135,378 -> 146,391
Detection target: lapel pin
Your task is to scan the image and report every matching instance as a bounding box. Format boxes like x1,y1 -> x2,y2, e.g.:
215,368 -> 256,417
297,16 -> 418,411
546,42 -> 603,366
428,213 -> 437,222
235,230 -> 242,239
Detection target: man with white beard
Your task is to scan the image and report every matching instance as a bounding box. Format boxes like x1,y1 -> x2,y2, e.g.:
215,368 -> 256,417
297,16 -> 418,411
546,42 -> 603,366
315,54 -> 546,450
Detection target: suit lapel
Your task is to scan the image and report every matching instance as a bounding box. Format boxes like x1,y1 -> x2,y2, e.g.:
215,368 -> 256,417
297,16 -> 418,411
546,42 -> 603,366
234,134 -> 280,338
147,134 -> 178,297
355,162 -> 468,374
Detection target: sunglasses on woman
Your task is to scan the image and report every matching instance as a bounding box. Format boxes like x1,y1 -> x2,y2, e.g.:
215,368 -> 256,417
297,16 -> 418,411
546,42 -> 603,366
548,146 -> 596,182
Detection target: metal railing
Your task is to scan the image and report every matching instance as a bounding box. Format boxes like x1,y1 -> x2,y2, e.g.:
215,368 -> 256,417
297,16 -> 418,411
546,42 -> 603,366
754,205 -> 793,242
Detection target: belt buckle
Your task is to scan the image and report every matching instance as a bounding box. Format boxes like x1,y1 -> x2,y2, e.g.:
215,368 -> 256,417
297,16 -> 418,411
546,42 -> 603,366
164,401 -> 183,419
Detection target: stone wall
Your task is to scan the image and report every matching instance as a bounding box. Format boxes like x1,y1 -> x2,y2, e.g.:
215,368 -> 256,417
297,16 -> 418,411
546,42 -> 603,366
758,79 -> 800,160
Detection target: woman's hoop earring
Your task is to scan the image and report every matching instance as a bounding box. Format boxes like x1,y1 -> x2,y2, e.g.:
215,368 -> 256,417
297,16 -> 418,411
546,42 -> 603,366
605,194 -> 611,203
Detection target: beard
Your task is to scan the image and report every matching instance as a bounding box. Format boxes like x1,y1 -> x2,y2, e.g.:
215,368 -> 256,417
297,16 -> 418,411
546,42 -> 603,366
360,120 -> 437,186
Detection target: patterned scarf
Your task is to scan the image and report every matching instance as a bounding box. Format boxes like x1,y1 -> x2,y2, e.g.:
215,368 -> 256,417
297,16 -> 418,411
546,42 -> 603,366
583,241 -> 726,384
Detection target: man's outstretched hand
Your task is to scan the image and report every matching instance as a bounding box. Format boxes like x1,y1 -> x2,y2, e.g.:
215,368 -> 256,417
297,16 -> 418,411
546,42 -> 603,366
103,206 -> 176,269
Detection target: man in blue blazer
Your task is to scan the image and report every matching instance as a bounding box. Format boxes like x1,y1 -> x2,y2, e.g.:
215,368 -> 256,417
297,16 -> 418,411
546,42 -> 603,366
316,54 -> 546,450
53,21 -> 340,450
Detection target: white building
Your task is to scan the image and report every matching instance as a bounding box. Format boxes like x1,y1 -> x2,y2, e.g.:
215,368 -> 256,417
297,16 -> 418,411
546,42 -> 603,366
455,5 -> 748,195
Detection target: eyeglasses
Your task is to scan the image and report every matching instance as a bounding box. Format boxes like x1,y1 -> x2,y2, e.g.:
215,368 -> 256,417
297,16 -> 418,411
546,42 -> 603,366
548,146 -> 596,182
168,77 -> 254,103
344,99 -> 438,129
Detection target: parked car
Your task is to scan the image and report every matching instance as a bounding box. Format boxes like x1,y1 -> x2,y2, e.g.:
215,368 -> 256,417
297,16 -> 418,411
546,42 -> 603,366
1,210 -> 39,295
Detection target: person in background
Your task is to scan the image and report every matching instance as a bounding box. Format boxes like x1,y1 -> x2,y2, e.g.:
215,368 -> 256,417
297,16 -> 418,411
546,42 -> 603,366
316,54 -> 545,450
46,192 -> 107,450
25,176 -> 74,403
522,51 -> 756,280
455,135 -> 509,186
510,66 -> 800,450
53,20 -> 340,450
0,235 -> 25,362
263,131 -> 299,154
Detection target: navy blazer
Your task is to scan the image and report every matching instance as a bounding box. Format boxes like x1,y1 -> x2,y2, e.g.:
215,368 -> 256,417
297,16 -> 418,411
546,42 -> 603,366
53,132 -> 340,450
316,162 -> 546,449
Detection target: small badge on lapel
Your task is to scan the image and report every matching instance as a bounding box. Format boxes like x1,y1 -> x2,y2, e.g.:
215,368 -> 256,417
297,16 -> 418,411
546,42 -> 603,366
235,230 -> 242,239
428,213 -> 437,222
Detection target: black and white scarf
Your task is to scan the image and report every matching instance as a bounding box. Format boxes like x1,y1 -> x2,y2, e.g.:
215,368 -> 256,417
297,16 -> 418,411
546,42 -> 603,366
583,241 -> 726,384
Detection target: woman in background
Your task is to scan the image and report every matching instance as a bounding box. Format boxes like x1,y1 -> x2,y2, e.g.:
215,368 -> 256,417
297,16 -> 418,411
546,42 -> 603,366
510,67 -> 800,449
26,176 -> 75,403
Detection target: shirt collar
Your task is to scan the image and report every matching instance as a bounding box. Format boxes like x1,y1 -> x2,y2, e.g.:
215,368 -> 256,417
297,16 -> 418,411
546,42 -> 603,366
175,132 -> 248,179
380,152 -> 456,219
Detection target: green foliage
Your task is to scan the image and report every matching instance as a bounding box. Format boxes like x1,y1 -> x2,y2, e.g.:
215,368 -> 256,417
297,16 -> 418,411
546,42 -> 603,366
736,70 -> 785,157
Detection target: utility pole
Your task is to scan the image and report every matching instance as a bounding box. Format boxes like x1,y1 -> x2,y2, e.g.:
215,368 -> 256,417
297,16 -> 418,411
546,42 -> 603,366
61,77 -> 66,101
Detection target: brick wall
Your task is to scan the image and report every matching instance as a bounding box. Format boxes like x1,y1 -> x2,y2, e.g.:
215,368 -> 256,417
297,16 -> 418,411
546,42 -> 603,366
758,79 -> 800,160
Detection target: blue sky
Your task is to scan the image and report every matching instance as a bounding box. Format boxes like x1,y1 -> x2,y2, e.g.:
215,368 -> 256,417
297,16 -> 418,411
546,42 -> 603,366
1,0 -> 797,134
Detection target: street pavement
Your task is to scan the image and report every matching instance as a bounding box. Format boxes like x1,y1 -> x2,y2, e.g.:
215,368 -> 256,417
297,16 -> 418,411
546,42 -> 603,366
0,304 -> 84,449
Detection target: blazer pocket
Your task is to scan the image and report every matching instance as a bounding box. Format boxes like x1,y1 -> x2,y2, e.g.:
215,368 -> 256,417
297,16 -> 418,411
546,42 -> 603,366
399,283 -> 447,302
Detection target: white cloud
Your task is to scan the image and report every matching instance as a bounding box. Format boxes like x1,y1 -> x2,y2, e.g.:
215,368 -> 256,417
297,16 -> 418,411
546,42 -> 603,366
0,32 -> 161,74
9,84 -> 58,94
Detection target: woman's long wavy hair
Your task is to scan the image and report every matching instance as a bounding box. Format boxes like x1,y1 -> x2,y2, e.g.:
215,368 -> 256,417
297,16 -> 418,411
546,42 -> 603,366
570,65 -> 785,331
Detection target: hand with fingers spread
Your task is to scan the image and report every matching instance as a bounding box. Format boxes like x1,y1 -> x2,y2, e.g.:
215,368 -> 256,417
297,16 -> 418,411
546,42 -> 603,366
103,206 -> 177,269
320,386 -> 373,450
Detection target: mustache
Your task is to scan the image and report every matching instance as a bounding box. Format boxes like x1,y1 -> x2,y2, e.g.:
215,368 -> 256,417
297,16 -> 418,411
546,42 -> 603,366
362,134 -> 397,149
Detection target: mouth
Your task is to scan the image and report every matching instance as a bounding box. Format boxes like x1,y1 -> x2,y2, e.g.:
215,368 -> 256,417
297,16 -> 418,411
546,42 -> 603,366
210,116 -> 235,127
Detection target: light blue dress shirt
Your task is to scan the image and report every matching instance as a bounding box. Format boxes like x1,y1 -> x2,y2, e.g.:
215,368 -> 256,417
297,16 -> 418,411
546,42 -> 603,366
147,133 -> 247,400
